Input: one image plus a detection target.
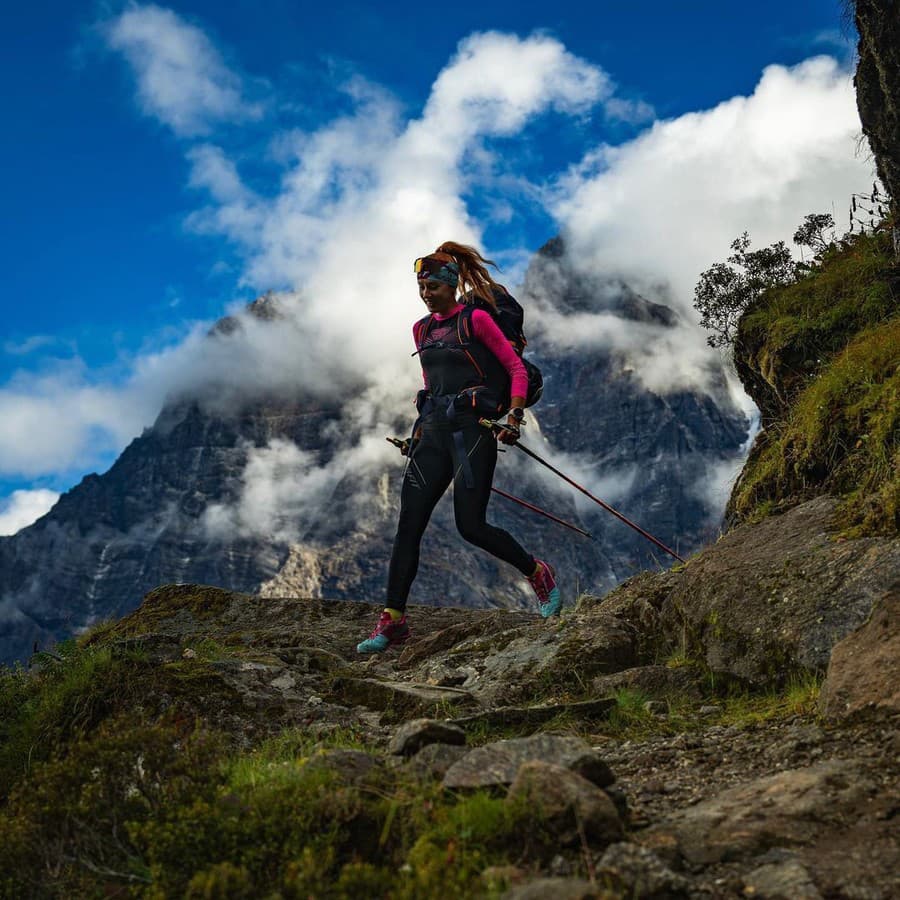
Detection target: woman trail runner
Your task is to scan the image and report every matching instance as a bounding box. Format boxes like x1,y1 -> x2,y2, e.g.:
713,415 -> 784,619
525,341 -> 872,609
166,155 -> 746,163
357,242 -> 561,654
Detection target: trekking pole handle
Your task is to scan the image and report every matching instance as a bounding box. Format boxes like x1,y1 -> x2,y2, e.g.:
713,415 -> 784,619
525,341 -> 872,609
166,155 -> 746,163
386,436 -> 410,455
479,417 -> 516,435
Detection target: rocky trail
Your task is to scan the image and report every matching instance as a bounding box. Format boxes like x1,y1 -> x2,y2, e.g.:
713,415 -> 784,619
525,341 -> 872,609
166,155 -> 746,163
81,502 -> 899,900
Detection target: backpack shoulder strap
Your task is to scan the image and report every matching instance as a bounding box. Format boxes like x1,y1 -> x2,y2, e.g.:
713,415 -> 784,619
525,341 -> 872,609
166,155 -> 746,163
413,314 -> 434,350
457,303 -> 477,344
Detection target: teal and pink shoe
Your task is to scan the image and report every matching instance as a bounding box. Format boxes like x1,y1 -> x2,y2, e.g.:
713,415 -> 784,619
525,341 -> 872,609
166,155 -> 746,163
528,559 -> 562,618
356,610 -> 411,654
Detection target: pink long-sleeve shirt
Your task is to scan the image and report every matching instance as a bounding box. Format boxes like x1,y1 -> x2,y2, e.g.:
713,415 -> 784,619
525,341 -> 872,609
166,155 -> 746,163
414,302 -> 528,400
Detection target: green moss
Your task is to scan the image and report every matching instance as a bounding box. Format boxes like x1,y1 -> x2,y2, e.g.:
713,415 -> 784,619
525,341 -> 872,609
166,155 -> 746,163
739,230 -> 895,386
1,689 -> 559,900
0,640 -> 133,799
733,317 -> 900,533
100,584 -> 240,640
0,712 -> 226,898
731,229 -> 899,533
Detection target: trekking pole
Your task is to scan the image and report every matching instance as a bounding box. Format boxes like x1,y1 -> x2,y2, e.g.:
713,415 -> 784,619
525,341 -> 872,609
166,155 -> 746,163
387,437 -> 592,540
478,419 -> 686,564
490,486 -> 594,540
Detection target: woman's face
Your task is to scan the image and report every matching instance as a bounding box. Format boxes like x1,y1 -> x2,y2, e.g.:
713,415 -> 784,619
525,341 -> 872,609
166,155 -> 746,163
418,278 -> 457,314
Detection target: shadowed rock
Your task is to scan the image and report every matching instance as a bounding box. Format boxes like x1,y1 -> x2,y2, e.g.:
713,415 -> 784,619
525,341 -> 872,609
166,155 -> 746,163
443,735 -> 615,791
821,587 -> 900,719
644,759 -> 875,866
388,718 -> 466,756
506,761 -> 623,847
597,842 -> 691,899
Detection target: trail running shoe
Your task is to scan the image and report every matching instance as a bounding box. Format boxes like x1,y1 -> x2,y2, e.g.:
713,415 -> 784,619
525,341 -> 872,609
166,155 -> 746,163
528,559 -> 562,618
356,611 -> 411,654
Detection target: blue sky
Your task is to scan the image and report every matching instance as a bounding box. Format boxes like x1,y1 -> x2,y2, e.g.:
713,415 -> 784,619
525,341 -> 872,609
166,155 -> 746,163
0,1 -> 870,533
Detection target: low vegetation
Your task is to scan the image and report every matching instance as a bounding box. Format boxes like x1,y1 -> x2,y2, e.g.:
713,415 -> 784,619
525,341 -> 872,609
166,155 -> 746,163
696,221 -> 898,534
0,621 -> 825,898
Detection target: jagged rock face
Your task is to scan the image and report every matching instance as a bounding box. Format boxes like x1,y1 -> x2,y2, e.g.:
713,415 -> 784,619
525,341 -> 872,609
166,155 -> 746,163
0,241 -> 748,665
0,399 -> 337,663
854,0 -> 900,255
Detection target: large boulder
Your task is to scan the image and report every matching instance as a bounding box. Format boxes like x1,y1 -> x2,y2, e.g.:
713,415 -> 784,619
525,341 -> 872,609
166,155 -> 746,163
820,587 -> 900,719
643,759 -> 875,866
658,497 -> 900,683
443,734 -> 615,791
506,761 -> 623,848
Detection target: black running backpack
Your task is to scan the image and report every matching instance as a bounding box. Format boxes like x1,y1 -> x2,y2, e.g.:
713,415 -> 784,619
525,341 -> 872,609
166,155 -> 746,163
413,285 -> 543,415
463,285 -> 543,409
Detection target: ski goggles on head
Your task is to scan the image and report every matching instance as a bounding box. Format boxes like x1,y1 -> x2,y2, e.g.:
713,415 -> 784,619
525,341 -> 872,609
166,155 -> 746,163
414,255 -> 459,287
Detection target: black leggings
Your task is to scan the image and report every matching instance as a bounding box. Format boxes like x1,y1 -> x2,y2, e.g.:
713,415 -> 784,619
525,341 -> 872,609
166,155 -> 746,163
386,416 -> 535,610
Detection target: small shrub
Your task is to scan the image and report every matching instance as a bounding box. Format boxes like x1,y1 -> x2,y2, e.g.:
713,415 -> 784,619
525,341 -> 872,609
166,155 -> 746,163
608,688 -> 653,731
185,861 -> 254,899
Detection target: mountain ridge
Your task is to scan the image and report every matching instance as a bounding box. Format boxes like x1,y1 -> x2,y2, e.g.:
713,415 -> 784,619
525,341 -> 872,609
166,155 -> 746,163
0,238 -> 749,665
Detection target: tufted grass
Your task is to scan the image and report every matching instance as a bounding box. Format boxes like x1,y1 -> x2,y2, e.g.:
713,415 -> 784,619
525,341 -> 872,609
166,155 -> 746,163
0,633 -> 571,899
731,227 -> 899,534
731,316 -> 900,533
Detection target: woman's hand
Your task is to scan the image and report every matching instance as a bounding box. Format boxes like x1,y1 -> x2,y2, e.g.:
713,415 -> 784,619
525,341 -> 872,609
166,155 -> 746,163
497,414 -> 522,445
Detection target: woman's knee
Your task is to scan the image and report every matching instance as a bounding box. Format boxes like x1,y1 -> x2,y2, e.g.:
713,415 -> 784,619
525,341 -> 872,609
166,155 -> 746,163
455,515 -> 490,547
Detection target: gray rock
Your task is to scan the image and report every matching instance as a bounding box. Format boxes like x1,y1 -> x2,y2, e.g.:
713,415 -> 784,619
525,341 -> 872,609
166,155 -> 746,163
592,665 -> 704,700
302,749 -> 383,785
389,718 -> 466,756
821,587 -> 900,719
698,704 -> 722,716
743,857 -> 823,900
597,842 -> 691,899
506,761 -> 622,848
443,734 -> 615,790
644,700 -> 668,716
501,877 -> 601,900
646,759 -> 874,865
658,497 -> 900,683
404,742 -> 468,780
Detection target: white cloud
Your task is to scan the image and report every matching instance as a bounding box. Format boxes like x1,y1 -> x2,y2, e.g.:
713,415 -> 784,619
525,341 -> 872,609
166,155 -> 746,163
553,57 -> 870,316
103,4 -> 263,137
0,489 -> 60,535
603,96 -> 655,124
204,432 -> 396,543
0,27 -> 872,515
3,335 -> 61,356
540,55 -> 872,394
0,362 -> 151,477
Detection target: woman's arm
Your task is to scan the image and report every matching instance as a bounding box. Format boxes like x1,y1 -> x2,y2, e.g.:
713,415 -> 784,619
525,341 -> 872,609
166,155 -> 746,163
470,309 -> 528,400
470,309 -> 528,444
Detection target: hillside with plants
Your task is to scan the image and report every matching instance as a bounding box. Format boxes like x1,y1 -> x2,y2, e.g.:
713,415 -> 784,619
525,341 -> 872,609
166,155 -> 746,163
723,223 -> 898,535
2,1 -> 899,892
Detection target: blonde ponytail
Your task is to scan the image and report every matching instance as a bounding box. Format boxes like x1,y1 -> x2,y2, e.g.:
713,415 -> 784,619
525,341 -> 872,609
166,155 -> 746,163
434,241 -> 507,309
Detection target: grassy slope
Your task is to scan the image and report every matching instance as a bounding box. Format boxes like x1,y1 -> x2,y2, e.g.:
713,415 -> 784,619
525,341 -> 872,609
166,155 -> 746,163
729,229 -> 899,534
